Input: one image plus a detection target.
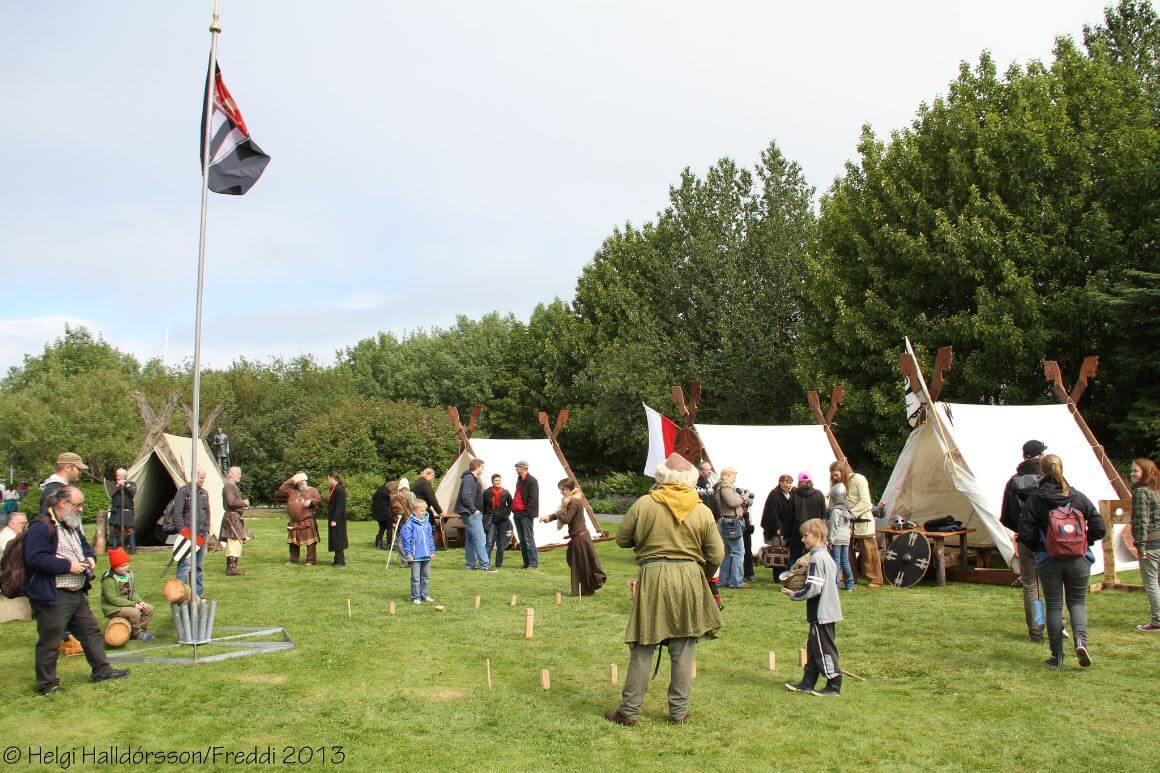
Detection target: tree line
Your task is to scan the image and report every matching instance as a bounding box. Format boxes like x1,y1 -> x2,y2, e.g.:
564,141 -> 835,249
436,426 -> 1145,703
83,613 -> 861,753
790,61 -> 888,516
2,2 -> 1156,502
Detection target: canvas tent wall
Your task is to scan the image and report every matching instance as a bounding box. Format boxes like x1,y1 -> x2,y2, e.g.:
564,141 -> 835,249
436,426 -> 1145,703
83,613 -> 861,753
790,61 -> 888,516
881,401 -> 1136,575
693,423 -> 842,556
126,433 -> 225,544
435,438 -> 601,550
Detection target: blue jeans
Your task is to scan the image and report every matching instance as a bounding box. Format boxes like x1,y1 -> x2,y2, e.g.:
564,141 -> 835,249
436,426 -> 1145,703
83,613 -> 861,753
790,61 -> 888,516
514,514 -> 538,568
718,528 -> 744,588
177,545 -> 206,596
462,513 -> 489,570
831,544 -> 854,590
410,559 -> 431,600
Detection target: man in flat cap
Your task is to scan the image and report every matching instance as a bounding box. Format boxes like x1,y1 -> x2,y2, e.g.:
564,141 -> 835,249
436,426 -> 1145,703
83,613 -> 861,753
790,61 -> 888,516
39,452 -> 88,518
511,461 -> 540,569
605,452 -> 724,726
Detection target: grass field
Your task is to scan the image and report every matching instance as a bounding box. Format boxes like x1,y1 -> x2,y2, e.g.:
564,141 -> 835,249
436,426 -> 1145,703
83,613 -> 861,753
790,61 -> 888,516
2,514 -> 1158,772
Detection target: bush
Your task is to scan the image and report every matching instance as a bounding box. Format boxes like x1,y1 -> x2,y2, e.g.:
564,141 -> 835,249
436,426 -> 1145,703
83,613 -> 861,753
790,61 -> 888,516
10,481 -> 109,523
599,471 -> 654,496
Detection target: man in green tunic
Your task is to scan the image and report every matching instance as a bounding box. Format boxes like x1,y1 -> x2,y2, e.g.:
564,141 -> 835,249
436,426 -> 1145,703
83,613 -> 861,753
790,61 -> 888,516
605,452 -> 725,726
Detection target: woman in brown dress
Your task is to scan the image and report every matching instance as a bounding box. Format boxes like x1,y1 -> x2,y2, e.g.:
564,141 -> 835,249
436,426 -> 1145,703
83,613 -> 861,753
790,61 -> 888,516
543,479 -> 606,596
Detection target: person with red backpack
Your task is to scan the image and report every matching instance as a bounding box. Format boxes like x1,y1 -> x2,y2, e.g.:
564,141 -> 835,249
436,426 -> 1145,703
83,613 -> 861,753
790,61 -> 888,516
1017,454 -> 1106,670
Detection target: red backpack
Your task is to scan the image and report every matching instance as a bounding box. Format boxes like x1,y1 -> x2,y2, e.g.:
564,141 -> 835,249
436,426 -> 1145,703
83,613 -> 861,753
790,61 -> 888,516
1045,504 -> 1087,559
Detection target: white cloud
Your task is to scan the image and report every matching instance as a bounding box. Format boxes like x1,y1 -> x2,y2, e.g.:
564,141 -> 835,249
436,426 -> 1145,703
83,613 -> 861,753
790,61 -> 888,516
0,315 -> 99,371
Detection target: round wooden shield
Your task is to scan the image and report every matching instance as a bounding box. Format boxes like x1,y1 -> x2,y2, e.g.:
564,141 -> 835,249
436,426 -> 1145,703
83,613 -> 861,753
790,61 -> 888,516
883,530 -> 932,588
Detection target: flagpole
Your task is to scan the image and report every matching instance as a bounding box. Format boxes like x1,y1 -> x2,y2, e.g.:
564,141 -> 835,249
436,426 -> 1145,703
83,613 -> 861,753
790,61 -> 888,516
190,0 -> 223,613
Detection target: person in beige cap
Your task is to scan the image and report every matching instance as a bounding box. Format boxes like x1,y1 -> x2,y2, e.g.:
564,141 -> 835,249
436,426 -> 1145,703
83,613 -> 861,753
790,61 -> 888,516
605,452 -> 725,726
38,452 -> 88,518
278,472 -> 321,565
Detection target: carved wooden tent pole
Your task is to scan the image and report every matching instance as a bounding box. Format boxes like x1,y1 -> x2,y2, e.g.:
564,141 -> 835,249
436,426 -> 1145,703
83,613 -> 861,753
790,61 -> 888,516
1043,357 -> 1130,499
806,386 -> 848,463
671,381 -> 708,465
539,409 -> 608,538
446,405 -> 482,458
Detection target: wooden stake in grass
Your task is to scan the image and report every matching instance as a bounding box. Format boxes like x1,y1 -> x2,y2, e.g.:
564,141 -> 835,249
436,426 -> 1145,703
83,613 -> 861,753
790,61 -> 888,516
474,595 -> 481,609
525,608 -> 535,640
767,651 -> 776,671
555,592 -> 562,605
346,598 -> 352,619
388,601 -> 396,615
841,668 -> 866,681
510,594 -> 517,606
540,668 -> 550,690
486,658 -> 493,690
610,663 -> 618,683
691,659 -> 698,680
628,580 -> 637,599
798,648 -> 808,668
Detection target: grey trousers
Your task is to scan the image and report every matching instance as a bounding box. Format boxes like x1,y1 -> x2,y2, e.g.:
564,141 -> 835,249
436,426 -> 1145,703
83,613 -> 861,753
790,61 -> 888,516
1140,547 -> 1160,626
1038,557 -> 1090,652
618,637 -> 696,721
1017,548 -> 1043,636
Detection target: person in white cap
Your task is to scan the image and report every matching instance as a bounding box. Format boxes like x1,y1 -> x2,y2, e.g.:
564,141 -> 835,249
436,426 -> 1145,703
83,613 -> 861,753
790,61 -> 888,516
278,472 -> 321,566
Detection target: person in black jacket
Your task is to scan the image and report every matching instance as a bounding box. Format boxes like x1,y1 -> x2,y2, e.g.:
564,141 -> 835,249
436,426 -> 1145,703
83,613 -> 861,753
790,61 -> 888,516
371,475 -> 395,550
1001,439 -> 1047,642
457,459 -> 493,572
788,473 -> 827,564
23,486 -> 129,695
1017,454 -> 1106,669
482,473 -> 514,568
413,468 -> 444,544
761,474 -> 794,542
512,462 -> 540,569
327,471 -> 348,567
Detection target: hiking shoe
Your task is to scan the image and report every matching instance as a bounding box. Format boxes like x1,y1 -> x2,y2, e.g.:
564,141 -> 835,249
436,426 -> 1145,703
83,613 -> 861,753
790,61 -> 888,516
135,632 -> 155,642
37,681 -> 61,696
1075,642 -> 1092,668
604,709 -> 636,726
1137,623 -> 1160,632
810,686 -> 841,697
784,681 -> 814,693
412,599 -> 422,605
1029,630 -> 1045,643
670,712 -> 692,724
1044,652 -> 1064,669
91,667 -> 130,682
423,597 -> 435,603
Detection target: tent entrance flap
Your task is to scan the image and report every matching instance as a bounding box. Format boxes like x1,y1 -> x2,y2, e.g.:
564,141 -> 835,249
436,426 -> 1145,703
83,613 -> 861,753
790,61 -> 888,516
129,453 -> 177,546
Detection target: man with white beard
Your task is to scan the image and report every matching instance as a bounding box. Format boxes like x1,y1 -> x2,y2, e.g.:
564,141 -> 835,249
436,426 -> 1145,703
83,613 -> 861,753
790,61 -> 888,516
23,486 -> 129,695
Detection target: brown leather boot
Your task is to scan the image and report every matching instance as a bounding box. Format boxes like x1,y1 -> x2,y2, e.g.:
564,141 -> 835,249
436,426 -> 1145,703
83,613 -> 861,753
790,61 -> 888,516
603,709 -> 636,727
226,557 -> 242,576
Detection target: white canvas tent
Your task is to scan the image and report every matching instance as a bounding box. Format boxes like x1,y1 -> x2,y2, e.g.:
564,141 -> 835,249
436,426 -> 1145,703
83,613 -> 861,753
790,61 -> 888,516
693,423 -> 841,556
126,432 -> 225,543
882,401 -> 1136,574
435,438 -> 601,550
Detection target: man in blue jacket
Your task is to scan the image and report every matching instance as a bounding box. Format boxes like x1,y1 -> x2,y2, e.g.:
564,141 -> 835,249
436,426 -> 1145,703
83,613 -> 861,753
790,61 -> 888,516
456,459 -> 495,573
24,486 -> 129,695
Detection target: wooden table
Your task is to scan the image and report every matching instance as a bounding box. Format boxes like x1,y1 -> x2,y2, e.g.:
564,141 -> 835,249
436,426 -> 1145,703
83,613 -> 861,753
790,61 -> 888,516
881,528 -> 975,586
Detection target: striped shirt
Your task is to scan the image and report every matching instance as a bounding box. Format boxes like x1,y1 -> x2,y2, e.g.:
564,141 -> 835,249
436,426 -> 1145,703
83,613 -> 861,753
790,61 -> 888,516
54,523 -> 87,591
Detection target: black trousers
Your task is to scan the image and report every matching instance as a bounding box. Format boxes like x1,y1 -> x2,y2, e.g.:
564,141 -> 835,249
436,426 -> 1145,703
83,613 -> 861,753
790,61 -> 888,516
743,525 -> 754,580
32,589 -> 111,690
787,531 -> 806,565
804,622 -> 840,685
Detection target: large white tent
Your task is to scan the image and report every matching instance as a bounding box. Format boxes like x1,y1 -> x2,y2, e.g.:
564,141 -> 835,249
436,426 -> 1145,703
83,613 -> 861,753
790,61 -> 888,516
435,438 -> 601,550
126,432 -> 225,543
881,401 -> 1136,574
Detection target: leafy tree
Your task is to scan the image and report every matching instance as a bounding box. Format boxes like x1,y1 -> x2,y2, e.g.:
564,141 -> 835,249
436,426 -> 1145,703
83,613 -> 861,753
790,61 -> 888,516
799,30 -> 1159,467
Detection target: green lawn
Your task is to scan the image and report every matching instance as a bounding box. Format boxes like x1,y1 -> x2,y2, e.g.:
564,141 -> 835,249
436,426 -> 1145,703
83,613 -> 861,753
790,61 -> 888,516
2,514 -> 1157,771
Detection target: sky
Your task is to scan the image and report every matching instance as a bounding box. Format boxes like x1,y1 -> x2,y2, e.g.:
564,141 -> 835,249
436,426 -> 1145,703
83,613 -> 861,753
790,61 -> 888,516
0,0 -> 1114,372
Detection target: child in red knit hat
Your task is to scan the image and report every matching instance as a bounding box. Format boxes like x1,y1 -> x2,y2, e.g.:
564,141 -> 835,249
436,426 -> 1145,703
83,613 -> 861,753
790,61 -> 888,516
100,547 -> 154,641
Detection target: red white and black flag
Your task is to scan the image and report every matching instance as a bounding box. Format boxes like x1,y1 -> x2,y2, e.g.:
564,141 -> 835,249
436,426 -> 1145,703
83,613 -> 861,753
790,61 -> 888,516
200,61 -> 270,195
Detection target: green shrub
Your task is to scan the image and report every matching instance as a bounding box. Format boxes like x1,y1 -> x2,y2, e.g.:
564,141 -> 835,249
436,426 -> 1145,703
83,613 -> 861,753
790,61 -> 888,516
597,471 -> 653,496
9,481 -> 109,523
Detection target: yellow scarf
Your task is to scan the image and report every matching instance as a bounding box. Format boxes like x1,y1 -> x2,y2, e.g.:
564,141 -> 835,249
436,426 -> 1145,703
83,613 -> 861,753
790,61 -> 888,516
649,483 -> 701,524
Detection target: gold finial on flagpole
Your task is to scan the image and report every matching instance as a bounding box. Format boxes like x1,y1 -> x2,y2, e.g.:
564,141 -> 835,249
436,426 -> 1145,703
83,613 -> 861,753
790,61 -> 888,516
210,0 -> 222,33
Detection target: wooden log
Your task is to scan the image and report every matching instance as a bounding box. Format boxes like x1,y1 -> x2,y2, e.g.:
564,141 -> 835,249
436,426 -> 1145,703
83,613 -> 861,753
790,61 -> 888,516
767,651 -> 776,671
798,648 -> 807,668
486,658 -> 492,690
540,668 -> 551,690
346,598 -> 352,619
525,608 -> 535,639
474,595 -> 481,609
840,668 -> 866,681
610,663 -> 618,683
555,592 -> 562,605
691,659 -> 697,680
628,580 -> 637,599
510,594 -> 517,606
388,601 -> 396,615
435,605 -> 446,612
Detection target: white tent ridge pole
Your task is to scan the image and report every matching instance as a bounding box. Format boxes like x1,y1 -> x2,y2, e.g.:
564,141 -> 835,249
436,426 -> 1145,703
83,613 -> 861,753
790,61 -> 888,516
189,0 -> 223,606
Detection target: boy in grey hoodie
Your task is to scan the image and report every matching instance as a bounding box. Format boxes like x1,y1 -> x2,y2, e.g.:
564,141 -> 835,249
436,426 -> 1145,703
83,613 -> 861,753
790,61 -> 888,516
827,483 -> 854,591
783,518 -> 844,696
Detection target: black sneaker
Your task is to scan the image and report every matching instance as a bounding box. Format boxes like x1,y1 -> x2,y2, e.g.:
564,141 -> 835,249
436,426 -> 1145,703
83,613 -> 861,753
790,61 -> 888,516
91,667 -> 130,682
784,681 -> 814,693
37,681 -> 61,696
1044,652 -> 1064,669
810,686 -> 841,697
